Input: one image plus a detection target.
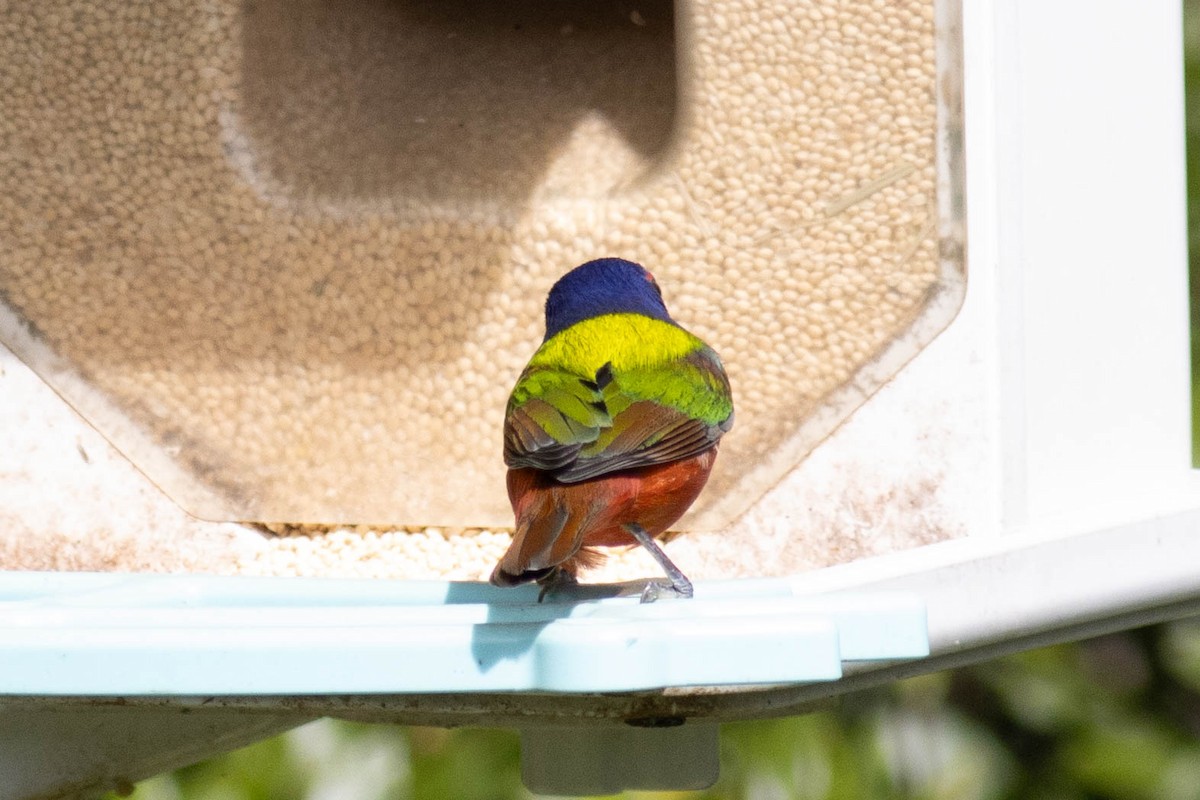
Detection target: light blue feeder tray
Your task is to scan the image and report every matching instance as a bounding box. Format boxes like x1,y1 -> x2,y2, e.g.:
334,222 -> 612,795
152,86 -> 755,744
0,572 -> 927,695
0,572 -> 927,797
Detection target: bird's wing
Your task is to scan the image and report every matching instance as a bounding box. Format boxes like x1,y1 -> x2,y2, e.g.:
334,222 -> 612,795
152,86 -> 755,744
502,364 -> 612,472
504,347 -> 734,483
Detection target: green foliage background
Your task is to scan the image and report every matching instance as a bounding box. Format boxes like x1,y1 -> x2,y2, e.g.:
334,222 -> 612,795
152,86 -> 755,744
109,6 -> 1200,799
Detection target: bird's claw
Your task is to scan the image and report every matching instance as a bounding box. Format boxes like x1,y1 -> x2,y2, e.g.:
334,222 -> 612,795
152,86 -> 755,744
536,568 -> 580,603
639,578 -> 694,604
622,522 -> 695,603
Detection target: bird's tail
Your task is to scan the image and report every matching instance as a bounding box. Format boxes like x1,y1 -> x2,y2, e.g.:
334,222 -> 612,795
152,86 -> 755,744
490,469 -> 605,586
489,546 -> 605,587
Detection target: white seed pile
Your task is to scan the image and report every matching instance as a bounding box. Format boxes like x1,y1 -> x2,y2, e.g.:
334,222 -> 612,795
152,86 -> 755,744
0,0 -> 953,579
236,524 -> 513,580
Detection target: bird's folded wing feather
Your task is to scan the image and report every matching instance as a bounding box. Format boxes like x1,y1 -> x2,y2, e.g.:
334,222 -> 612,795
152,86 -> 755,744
504,347 -> 733,483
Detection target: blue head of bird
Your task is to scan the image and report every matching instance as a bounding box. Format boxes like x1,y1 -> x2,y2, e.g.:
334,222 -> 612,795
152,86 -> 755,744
543,258 -> 673,341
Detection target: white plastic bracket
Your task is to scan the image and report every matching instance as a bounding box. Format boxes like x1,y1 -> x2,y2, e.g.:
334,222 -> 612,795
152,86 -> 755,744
520,723 -> 720,795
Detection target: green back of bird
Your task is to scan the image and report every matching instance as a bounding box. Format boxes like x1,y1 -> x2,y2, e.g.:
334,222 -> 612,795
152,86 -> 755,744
504,313 -> 733,483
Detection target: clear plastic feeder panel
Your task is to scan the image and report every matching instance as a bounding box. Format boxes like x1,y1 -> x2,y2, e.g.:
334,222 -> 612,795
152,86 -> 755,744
0,0 -> 963,526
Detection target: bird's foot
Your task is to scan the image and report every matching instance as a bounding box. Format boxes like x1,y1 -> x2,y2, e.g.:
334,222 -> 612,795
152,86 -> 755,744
639,576 -> 694,604
536,567 -> 580,603
623,523 -> 695,604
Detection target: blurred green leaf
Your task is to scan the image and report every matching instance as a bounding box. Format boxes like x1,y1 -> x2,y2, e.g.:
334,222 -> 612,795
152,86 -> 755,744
1057,718 -> 1177,800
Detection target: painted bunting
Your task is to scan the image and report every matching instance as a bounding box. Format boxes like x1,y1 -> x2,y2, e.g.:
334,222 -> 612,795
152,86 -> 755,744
491,258 -> 734,600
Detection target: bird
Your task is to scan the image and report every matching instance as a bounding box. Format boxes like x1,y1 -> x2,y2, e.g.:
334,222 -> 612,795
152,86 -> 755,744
491,257 -> 734,601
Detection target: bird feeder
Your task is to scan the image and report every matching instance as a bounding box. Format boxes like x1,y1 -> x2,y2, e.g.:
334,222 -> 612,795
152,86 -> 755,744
1,0 -> 1196,796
